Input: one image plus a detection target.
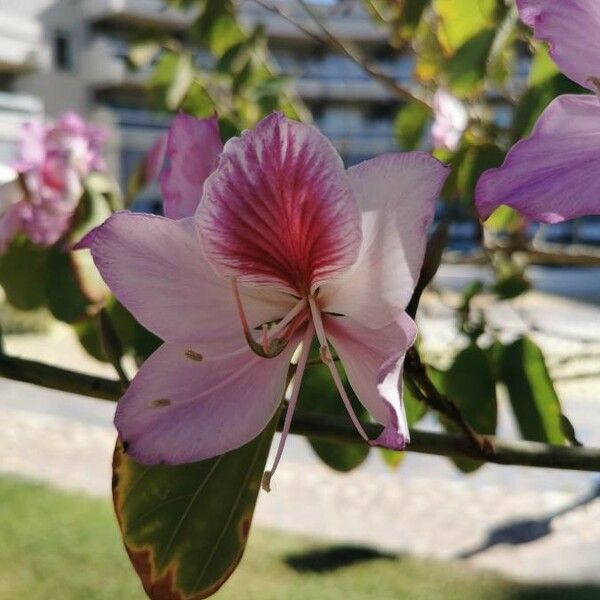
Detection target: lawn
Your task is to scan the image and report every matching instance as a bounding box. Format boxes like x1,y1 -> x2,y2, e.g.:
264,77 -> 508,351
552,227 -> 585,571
0,475 -> 597,600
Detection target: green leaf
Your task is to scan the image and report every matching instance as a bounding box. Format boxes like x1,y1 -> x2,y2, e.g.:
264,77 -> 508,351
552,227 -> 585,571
44,249 -> 95,323
404,377 -> 428,426
192,0 -> 245,57
379,448 -> 404,468
379,372 -> 428,470
527,43 -> 559,86
456,143 -> 504,208
485,206 -> 525,234
446,29 -> 497,97
298,348 -> 370,473
393,102 -> 431,150
512,73 -> 586,140
395,0 -> 430,42
0,237 -> 48,310
113,416 -> 278,600
76,297 -> 160,363
166,53 -> 194,110
435,0 -> 501,52
498,336 -> 565,444
45,188 -> 110,323
492,273 -> 530,300
443,343 -> 497,472
128,40 -> 160,69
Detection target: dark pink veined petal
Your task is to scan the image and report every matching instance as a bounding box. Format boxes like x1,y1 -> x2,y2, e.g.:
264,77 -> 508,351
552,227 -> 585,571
476,95 -> 600,224
320,152 -> 448,328
115,335 -> 301,464
324,312 -> 418,450
198,113 -> 362,296
84,211 -> 296,349
517,0 -> 600,90
160,113 -> 223,220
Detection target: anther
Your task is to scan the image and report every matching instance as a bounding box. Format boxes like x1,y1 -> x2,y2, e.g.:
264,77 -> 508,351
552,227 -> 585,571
319,345 -> 333,364
184,349 -> 203,362
150,398 -> 171,408
261,471 -> 273,493
231,277 -> 290,359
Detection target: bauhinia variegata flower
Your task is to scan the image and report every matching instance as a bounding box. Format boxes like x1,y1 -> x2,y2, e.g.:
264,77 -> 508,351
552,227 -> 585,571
476,0 -> 600,223
79,112 -> 448,489
431,89 -> 468,151
0,112 -> 107,252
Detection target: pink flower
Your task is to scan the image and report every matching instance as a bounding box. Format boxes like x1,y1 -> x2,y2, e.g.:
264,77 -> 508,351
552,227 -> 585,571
476,0 -> 600,223
431,89 -> 468,151
0,111 -> 107,252
81,113 -> 448,486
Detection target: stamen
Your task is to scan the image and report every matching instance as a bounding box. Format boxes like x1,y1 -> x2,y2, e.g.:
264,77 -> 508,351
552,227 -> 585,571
263,297 -> 307,341
262,324 -> 314,492
231,278 -> 289,358
184,349 -> 203,362
308,296 -> 370,444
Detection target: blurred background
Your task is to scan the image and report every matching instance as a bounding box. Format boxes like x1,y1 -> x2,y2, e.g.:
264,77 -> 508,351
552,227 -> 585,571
1,1 -> 600,598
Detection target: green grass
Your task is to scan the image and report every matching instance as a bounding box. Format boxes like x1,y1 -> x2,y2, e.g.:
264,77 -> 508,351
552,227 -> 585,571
0,475 -> 598,600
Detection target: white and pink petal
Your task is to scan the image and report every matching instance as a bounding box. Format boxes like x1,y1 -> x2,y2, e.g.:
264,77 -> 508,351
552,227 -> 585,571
84,211 -> 296,349
115,337 -> 301,464
324,312 -> 418,449
320,152 -> 448,328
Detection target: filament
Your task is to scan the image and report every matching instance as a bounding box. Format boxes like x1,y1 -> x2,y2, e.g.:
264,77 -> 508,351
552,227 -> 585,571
262,323 -> 314,492
308,296 -> 370,443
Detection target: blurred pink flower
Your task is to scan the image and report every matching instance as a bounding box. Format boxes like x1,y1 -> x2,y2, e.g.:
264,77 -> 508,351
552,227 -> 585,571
0,111 -> 107,252
81,113 -> 448,487
476,0 -> 600,223
431,89 -> 468,151
134,112 -> 223,218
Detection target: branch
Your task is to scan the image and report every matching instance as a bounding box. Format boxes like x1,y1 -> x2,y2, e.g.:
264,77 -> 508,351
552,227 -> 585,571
293,413 -> 600,472
1,353 -> 599,471
447,243 -> 600,267
249,0 -> 431,110
404,346 -> 493,457
0,354 -> 123,401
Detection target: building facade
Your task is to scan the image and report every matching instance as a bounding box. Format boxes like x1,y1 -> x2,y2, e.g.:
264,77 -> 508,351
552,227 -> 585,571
0,0 -> 408,209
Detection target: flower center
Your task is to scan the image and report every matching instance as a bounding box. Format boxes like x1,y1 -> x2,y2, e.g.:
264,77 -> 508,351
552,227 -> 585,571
231,277 -> 306,358
231,281 -> 373,492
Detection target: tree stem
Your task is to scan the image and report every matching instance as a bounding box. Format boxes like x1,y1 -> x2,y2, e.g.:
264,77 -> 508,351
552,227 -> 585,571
1,353 -> 599,472
249,0 -> 431,110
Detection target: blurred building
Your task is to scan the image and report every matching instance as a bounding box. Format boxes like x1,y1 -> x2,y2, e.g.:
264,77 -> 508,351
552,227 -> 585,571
0,0 -> 408,209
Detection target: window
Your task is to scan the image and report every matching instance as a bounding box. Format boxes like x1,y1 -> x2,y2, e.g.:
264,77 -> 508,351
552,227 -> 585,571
54,31 -> 74,71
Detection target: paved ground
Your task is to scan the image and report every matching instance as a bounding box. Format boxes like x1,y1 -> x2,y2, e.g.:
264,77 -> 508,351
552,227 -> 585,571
2,266 -> 600,584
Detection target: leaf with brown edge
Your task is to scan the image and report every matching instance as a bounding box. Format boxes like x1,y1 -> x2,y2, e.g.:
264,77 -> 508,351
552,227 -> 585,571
112,413 -> 278,599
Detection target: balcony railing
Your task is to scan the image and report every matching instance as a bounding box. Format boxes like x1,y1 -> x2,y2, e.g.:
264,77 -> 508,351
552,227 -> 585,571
81,0 -> 194,29
0,11 -> 41,73
241,1 -> 387,42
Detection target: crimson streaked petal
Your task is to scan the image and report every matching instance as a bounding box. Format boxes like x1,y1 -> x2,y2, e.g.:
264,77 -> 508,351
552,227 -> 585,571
517,0 -> 600,89
476,95 -> 600,223
115,337 -> 301,464
320,152 -> 448,328
160,113 -> 223,219
324,312 -> 418,450
198,113 -> 362,295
